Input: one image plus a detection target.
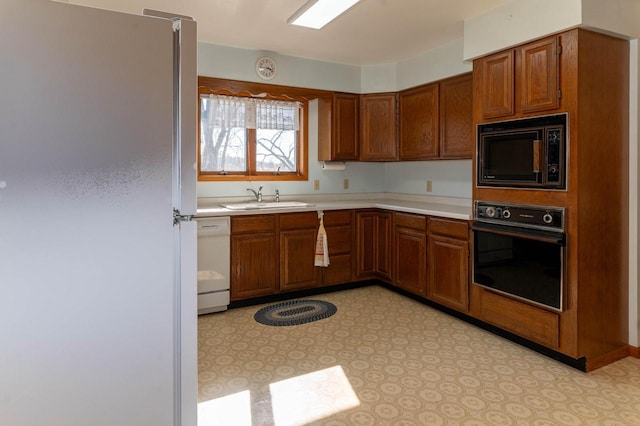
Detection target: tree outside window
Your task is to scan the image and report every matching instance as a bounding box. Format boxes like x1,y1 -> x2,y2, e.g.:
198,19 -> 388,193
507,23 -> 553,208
198,92 -> 307,181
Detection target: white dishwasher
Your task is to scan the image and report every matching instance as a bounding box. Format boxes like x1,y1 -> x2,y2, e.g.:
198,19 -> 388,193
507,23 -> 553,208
196,216 -> 230,315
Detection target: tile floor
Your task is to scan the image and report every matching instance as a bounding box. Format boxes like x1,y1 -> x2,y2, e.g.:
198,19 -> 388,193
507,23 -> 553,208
198,285 -> 640,425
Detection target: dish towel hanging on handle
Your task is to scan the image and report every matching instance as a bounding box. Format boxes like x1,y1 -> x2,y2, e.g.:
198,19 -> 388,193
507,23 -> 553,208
315,211 -> 330,267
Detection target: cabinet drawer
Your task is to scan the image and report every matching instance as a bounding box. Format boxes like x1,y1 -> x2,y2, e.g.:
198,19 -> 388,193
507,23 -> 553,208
326,225 -> 351,255
280,212 -> 319,230
231,215 -> 276,234
428,217 -> 468,239
395,212 -> 426,231
480,289 -> 559,349
323,210 -> 352,227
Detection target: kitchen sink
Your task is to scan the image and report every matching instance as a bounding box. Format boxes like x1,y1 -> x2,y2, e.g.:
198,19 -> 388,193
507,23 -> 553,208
220,201 -> 313,210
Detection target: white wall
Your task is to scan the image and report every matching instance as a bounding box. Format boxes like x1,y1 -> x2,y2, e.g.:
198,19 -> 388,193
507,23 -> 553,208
361,63 -> 397,93
397,38 -> 472,91
197,43 -> 361,93
463,0 -> 583,60
384,160 -> 472,199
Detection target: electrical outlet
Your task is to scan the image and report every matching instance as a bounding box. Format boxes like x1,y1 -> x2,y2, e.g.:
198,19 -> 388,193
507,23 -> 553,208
314,179 -> 320,191
343,178 -> 349,190
426,180 -> 433,192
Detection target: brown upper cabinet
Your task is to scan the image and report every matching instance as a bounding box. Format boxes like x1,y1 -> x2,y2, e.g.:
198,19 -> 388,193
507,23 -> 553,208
399,83 -> 439,159
439,74 -> 473,158
360,93 -> 398,161
399,73 -> 473,160
477,35 -> 560,120
318,93 -> 359,161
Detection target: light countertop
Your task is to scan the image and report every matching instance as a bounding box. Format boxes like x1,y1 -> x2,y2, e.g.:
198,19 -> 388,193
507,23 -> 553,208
196,193 -> 472,221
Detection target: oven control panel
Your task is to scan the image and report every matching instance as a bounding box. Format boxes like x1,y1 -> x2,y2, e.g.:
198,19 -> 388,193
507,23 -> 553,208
475,201 -> 564,231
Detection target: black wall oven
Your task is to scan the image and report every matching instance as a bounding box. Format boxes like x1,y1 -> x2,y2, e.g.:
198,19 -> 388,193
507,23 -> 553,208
477,114 -> 567,189
472,202 -> 565,312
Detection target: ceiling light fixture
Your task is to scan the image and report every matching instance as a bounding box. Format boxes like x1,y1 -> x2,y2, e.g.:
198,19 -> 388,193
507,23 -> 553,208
287,0 -> 361,30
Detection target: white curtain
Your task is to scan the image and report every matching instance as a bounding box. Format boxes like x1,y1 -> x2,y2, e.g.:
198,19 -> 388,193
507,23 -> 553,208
207,95 -> 300,130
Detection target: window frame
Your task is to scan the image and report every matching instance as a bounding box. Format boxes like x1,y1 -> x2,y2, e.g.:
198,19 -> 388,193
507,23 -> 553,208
198,77 -> 321,182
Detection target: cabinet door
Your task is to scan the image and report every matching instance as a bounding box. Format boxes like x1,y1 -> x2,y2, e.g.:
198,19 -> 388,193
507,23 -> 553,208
280,229 -> 320,291
332,93 -> 359,160
394,227 -> 427,296
230,233 -> 278,300
323,218 -> 353,285
427,235 -> 469,312
376,212 -> 393,281
518,36 -> 560,114
360,93 -> 398,161
439,73 -> 473,159
399,83 -> 439,159
479,50 -> 515,119
356,212 -> 376,277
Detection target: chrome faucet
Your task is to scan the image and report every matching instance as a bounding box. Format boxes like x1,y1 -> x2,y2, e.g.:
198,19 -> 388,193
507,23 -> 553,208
275,189 -> 280,202
247,186 -> 263,202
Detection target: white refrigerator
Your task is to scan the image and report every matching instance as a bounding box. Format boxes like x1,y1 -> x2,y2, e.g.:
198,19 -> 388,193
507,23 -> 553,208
0,1 -> 198,425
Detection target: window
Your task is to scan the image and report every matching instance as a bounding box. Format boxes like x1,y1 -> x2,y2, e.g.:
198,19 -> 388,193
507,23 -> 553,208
198,88 -> 309,181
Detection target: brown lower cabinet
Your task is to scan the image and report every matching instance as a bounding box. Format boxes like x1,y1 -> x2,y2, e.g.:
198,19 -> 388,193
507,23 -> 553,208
230,215 -> 278,300
280,212 -> 321,291
231,211 -> 471,314
427,217 -> 470,312
356,210 -> 392,281
231,211 -> 355,301
393,212 -> 427,297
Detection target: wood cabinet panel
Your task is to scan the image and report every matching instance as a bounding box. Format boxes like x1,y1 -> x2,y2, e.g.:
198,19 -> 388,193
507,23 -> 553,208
394,227 -> 427,297
428,217 -> 468,239
326,225 -> 351,255
480,289 -> 560,349
280,229 -> 320,291
322,210 -> 353,286
427,235 -> 469,312
439,73 -> 473,158
280,211 -> 318,230
230,233 -> 278,300
399,83 -> 439,160
480,50 -> 515,119
360,93 -> 398,161
518,36 -> 560,114
356,212 -> 376,277
376,212 -> 393,281
231,215 -> 276,233
395,212 -> 427,231
356,210 -> 392,280
318,93 -> 359,161
323,210 -> 352,227
322,254 -> 352,286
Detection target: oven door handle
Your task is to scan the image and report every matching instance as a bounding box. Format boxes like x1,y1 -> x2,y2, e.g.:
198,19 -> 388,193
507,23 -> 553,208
471,222 -> 565,245
533,139 -> 542,174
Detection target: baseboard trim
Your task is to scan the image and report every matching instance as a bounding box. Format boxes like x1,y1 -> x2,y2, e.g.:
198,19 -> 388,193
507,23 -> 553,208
226,280 -> 377,309
630,345 -> 640,358
586,346 -> 630,372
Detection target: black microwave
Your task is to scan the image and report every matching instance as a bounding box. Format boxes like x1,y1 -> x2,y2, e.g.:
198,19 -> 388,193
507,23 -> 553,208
477,114 -> 567,189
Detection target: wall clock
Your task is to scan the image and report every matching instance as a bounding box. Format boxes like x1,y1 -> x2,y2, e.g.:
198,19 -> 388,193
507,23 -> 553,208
256,56 -> 277,80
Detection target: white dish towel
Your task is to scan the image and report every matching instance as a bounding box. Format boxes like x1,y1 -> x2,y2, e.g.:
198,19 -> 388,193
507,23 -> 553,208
315,211 -> 330,267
